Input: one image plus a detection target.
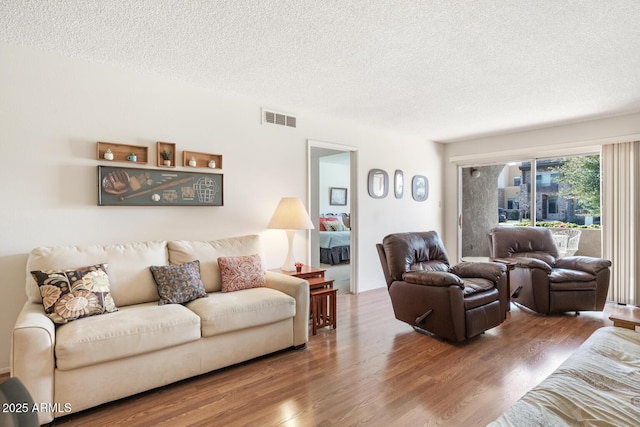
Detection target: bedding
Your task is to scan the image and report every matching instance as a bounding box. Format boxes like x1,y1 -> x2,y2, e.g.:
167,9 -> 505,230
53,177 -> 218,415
319,214 -> 351,265
320,230 -> 350,265
489,326 -> 640,426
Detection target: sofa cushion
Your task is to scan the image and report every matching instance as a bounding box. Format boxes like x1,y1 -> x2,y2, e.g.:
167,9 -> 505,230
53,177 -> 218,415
218,254 -> 265,293
27,241 -> 168,307
150,260 -> 208,305
55,302 -> 201,371
168,235 -> 265,293
186,287 -> 295,337
31,264 -> 118,324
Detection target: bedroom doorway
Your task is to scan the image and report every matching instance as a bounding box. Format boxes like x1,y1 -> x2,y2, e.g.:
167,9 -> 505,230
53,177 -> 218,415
308,140 -> 358,294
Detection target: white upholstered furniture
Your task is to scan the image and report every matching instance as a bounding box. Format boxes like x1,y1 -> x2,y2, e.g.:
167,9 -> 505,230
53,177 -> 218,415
11,235 -> 309,425
490,325 -> 640,426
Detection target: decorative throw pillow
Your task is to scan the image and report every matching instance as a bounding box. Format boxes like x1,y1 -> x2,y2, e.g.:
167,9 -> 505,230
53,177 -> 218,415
31,264 -> 118,324
149,260 -> 208,305
218,254 -> 266,293
324,220 -> 347,231
319,216 -> 342,231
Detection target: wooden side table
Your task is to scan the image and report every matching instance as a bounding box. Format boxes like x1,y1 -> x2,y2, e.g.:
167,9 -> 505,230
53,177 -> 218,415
310,287 -> 337,335
609,314 -> 640,331
270,266 -> 337,334
271,265 -> 324,278
269,266 -> 334,289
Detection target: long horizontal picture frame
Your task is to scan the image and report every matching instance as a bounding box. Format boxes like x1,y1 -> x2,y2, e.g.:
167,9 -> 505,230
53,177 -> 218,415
98,166 -> 223,206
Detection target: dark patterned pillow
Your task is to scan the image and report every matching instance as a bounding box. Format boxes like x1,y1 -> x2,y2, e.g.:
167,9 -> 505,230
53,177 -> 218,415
149,260 -> 208,305
218,254 -> 266,292
31,264 -> 118,324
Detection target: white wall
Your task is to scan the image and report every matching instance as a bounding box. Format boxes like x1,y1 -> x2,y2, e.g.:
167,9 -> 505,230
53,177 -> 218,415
319,154 -> 350,214
443,113 -> 640,260
0,43 -> 444,372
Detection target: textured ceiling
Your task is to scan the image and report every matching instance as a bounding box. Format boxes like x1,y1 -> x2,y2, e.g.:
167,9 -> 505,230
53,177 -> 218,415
2,1 -> 640,142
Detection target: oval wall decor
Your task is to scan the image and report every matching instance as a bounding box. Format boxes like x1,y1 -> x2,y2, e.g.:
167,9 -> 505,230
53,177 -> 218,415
412,175 -> 429,202
394,169 -> 404,199
367,169 -> 389,199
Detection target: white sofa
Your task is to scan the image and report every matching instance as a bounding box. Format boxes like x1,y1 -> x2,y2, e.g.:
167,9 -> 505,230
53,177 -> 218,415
11,235 -> 309,425
489,325 -> 640,426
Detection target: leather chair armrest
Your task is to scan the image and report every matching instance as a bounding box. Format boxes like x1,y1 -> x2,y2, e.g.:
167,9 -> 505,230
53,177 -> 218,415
450,262 -> 506,283
511,256 -> 553,273
402,271 -> 464,288
555,256 -> 612,274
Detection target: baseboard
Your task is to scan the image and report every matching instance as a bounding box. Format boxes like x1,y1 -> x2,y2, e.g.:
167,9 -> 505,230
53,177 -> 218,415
0,366 -> 10,375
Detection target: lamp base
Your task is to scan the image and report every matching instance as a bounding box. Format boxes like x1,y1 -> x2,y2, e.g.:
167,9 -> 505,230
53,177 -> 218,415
280,229 -> 297,271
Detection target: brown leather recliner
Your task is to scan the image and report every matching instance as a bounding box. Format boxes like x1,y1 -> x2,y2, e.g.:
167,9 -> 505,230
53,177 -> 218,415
488,226 -> 611,314
377,231 -> 508,342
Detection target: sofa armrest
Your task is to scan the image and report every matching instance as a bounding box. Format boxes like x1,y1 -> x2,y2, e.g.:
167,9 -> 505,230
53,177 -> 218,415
11,302 -> 56,425
451,262 -> 506,283
265,271 -> 309,347
511,256 -> 553,273
555,256 -> 612,275
402,271 -> 464,288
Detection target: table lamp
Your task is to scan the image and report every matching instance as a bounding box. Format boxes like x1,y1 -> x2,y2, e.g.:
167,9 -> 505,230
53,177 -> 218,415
268,197 -> 314,271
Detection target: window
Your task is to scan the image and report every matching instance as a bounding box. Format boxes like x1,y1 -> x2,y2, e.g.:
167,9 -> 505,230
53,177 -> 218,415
535,155 -> 600,225
460,153 -> 601,258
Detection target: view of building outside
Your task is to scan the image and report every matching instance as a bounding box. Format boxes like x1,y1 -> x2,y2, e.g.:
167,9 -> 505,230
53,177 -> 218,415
497,154 -> 601,228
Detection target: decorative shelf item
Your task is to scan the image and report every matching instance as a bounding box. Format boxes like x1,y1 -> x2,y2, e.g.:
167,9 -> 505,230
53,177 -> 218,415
97,142 -> 148,164
156,141 -> 176,168
182,151 -> 223,169
98,165 -> 223,206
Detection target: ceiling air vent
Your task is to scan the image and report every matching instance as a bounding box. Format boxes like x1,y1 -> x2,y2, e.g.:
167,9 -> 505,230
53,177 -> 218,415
262,109 -> 297,128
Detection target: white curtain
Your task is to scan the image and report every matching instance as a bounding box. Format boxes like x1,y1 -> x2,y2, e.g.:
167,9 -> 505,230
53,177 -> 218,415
601,141 -> 640,305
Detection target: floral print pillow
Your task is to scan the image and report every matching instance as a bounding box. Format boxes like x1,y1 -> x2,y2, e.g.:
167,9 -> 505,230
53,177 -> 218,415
31,264 -> 118,324
149,260 -> 208,305
218,254 -> 266,292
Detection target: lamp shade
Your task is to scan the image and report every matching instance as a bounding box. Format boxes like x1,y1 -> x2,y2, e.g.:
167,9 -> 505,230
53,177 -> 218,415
268,197 -> 315,230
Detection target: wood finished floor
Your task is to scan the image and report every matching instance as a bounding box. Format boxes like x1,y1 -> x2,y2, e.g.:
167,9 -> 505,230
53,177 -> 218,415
5,289 -> 638,426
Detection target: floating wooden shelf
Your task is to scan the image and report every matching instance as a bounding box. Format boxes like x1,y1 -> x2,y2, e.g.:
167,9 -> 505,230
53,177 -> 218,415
97,142 -> 148,164
156,141 -> 177,168
182,151 -> 223,170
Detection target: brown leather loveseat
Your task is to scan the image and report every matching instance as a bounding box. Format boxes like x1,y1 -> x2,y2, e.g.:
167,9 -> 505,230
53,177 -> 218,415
488,226 -> 611,314
377,231 -> 508,342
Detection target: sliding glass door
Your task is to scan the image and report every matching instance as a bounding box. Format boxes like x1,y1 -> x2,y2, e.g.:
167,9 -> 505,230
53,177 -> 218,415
460,153 -> 601,259
460,162 -> 531,258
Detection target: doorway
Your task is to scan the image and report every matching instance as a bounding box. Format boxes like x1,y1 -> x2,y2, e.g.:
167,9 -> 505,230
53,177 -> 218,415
308,140 -> 358,293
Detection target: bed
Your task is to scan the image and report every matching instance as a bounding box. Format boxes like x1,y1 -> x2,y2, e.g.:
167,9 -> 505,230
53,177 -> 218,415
489,326 -> 640,426
319,214 -> 351,265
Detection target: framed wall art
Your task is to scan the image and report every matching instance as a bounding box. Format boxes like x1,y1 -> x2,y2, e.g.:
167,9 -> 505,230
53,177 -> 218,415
330,187 -> 347,205
412,175 -> 429,202
367,168 -> 389,199
98,166 -> 223,206
394,169 -> 404,199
